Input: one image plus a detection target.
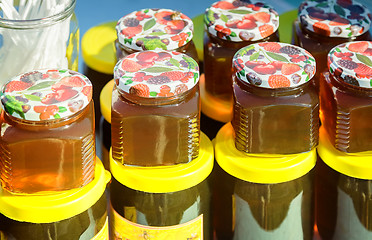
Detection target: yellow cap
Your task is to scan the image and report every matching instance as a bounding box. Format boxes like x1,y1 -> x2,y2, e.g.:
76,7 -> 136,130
100,79 -> 114,123
110,132 -> 214,193
318,127 -> 372,180
192,14 -> 204,61
0,158 -> 111,223
82,21 -> 117,74
278,10 -> 298,44
200,74 -> 233,123
215,123 -> 316,184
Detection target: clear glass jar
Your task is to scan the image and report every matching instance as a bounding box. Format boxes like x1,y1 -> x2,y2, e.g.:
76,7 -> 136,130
213,124 -> 316,240
111,50 -> 200,166
232,43 -> 319,154
109,132 -> 213,240
320,41 -> 372,153
293,0 -> 372,85
115,8 -> 198,61
316,127 -> 372,240
0,159 -> 110,240
0,70 -> 95,194
0,0 -> 79,87
203,0 -> 280,114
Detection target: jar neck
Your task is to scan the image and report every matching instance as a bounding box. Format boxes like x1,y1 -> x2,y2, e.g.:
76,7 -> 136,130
328,72 -> 372,96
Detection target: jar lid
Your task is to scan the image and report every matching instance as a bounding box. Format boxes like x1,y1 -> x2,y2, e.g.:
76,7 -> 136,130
116,8 -> 194,51
100,79 -> 114,123
233,42 -> 316,88
298,0 -> 371,38
204,0 -> 279,42
0,158 -> 111,223
110,132 -> 214,193
1,69 -> 92,121
82,21 -> 117,75
318,127 -> 372,180
114,50 -> 199,98
328,41 -> 372,88
214,123 -> 316,184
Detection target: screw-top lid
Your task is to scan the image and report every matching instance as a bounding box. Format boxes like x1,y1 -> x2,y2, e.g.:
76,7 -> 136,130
116,9 -> 194,51
114,50 -> 199,98
298,0 -> 371,38
233,42 -> 316,88
328,41 -> 372,88
1,70 -> 92,121
204,0 -> 279,42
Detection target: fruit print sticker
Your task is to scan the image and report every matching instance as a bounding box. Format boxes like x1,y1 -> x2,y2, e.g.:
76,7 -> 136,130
116,9 -> 194,51
233,42 -> 316,88
114,50 -> 199,98
328,41 -> 372,88
204,0 -> 279,42
1,70 -> 92,121
298,0 -> 371,38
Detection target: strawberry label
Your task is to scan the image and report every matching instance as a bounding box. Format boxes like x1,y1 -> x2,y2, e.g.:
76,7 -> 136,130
116,9 -> 194,51
114,50 -> 199,97
204,0 -> 279,42
1,70 -> 92,121
233,42 -> 316,89
328,41 -> 372,88
298,0 -> 371,38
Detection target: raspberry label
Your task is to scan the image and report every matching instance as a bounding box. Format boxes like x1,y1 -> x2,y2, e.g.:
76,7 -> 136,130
1,70 -> 92,121
114,50 -> 199,97
116,9 -> 194,51
233,43 -> 316,89
328,41 -> 372,88
298,0 -> 371,38
204,0 -> 279,42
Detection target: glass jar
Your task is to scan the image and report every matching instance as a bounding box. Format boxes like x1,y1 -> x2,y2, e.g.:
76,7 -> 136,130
213,123 -> 316,240
203,0 -> 280,122
111,50 -> 200,166
316,127 -> 372,240
0,69 -> 95,194
0,0 -> 79,87
320,41 -> 372,153
109,132 -> 213,240
0,159 -> 110,240
115,8 -> 198,61
293,0 -> 372,85
82,21 -> 116,132
232,42 -> 319,154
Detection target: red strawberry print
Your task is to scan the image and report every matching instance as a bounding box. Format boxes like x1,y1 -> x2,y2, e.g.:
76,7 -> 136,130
253,64 -> 276,75
121,25 -> 142,38
129,84 -> 150,97
135,11 -> 151,21
82,86 -> 93,100
165,20 -> 185,34
237,20 -> 257,30
313,22 -> 330,36
54,88 -> 78,102
121,59 -> 143,72
271,61 -> 284,70
136,52 -> 159,62
268,75 -> 291,88
180,72 -> 194,83
253,12 -> 271,23
259,42 -> 281,52
258,24 -> 274,38
5,81 -> 32,92
154,11 -> 175,25
160,71 -> 186,81
354,63 -> 372,76
281,63 -> 301,75
213,1 -> 236,10
348,42 -> 369,53
363,48 -> 372,56
174,84 -> 189,95
52,76 -> 86,90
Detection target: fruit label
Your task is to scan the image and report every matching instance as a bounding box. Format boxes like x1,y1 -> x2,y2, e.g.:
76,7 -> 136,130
233,42 -> 316,88
116,9 -> 193,51
91,217 -> 109,240
328,41 -> 372,88
114,50 -> 199,98
232,191 -> 304,239
1,69 -> 92,121
298,0 -> 371,38
204,0 -> 279,42
111,207 -> 203,239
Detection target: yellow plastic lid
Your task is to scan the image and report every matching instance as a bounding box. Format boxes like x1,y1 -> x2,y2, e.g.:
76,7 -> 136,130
278,10 -> 298,44
192,14 -> 204,61
110,132 -> 214,193
81,21 -> 117,75
100,79 -> 114,123
318,127 -> 372,180
200,74 -> 233,123
214,123 -> 316,184
0,158 -> 111,223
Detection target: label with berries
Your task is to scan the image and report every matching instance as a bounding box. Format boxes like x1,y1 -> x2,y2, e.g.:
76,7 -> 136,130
116,8 -> 194,51
204,0 -> 279,42
233,42 -> 316,88
328,41 -> 372,88
298,0 -> 371,38
114,50 -> 199,97
1,70 -> 92,121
